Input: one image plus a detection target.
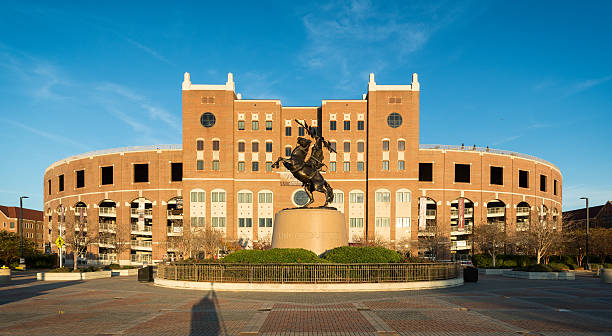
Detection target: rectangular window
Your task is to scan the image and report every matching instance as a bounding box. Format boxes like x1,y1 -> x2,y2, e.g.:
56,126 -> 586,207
238,120 -> 245,130
252,161 -> 259,171
101,166 -> 113,185
349,192 -> 364,203
382,160 -> 389,171
238,193 -> 252,203
357,120 -> 364,130
375,217 -> 390,227
76,170 -> 84,188
344,142 -> 350,152
266,218 -> 272,227
258,218 -> 265,228
330,162 -> 336,172
252,142 -> 259,152
396,217 -> 411,228
238,142 -> 245,152
490,166 -> 503,185
299,127 -> 305,136
357,162 -> 364,171
212,160 -> 220,171
266,162 -> 273,171
330,120 -> 336,130
330,142 -> 337,152
196,140 -> 204,151
190,217 -> 205,227
265,142 -> 272,152
10,222 -> 15,229
196,160 -> 204,171
238,162 -> 245,171
285,126 -> 291,136
382,141 -> 389,151
349,218 -> 364,228
133,164 -> 148,183
258,192 -> 273,203
211,191 -> 226,202
252,120 -> 259,130
266,121 -> 272,130
519,170 -> 529,188
357,142 -> 364,153
454,164 -> 470,183
211,217 -> 226,227
396,191 -> 411,203
333,192 -> 343,203
343,162 -> 350,172
343,120 -> 350,130
58,175 -> 64,192
398,160 -> 405,171
212,140 -> 220,151
398,140 -> 405,151
47,179 -> 52,195
554,180 -> 558,195
190,191 -> 205,202
540,174 -> 547,192
285,147 -> 291,157
171,162 -> 182,181
375,192 -> 391,202
419,163 -> 432,182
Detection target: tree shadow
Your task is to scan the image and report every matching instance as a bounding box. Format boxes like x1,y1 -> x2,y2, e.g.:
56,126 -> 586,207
190,286 -> 225,336
0,278 -> 81,305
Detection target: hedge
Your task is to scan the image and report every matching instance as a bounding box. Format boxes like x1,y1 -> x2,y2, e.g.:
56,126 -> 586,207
221,248 -> 323,264
323,246 -> 401,264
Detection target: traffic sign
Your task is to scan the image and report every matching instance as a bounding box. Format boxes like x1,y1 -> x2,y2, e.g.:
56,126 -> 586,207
55,236 -> 65,249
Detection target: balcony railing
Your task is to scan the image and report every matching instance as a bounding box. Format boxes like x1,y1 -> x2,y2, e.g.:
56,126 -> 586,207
425,209 -> 436,217
98,253 -> 117,263
99,207 -> 117,216
450,208 -> 474,216
516,207 -> 531,216
487,207 -> 505,215
131,254 -> 152,263
99,223 -> 116,232
99,239 -> 116,248
167,226 -> 184,235
131,240 -> 152,248
74,209 -> 87,216
157,262 -> 461,283
451,241 -> 472,250
167,210 -> 183,217
131,208 -> 153,216
131,224 -> 153,232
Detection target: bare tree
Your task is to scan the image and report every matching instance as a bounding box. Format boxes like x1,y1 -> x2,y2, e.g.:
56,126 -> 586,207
191,226 -> 225,259
418,224 -> 449,261
514,219 -> 561,264
590,228 -> 612,263
64,215 -> 98,270
473,222 -> 507,267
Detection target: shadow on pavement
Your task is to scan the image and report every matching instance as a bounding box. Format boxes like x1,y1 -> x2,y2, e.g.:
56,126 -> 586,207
0,272 -> 82,306
190,287 -> 225,336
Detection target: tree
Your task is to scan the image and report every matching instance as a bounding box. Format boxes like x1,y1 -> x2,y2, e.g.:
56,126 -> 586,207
63,215 -> 98,270
563,229 -> 586,267
590,228 -> 612,263
473,222 -> 507,267
0,231 -> 38,266
514,219 -> 561,264
418,224 -> 449,261
191,226 -> 225,259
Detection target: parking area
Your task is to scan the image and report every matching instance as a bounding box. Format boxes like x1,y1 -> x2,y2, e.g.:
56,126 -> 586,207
1,271 -> 611,335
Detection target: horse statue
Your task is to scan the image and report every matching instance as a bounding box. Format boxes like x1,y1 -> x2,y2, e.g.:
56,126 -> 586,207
271,120 -> 336,207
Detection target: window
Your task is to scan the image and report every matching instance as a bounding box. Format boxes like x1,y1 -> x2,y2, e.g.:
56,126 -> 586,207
540,175 -> 547,192
101,166 -> 113,185
259,218 -> 273,228
375,217 -> 390,227
266,162 -> 273,171
285,146 -> 292,157
285,126 -> 291,136
382,160 -> 389,171
211,217 -> 226,228
382,140 -> 389,151
397,191 -> 411,203
238,142 -> 245,152
349,218 -> 364,228
519,170 -> 529,188
330,141 -> 337,152
76,170 -> 85,188
375,191 -> 390,202
490,166 -> 503,185
238,192 -> 252,203
344,142 -> 350,152
398,160 -> 405,171
293,190 -> 310,206
330,120 -> 336,130
196,160 -> 204,170
171,163 -> 183,181
190,191 -> 205,202
196,140 -> 204,151
58,175 -> 64,192
454,164 -> 470,183
265,142 -> 272,152
252,120 -> 259,130
387,113 -> 402,128
554,180 -> 558,195
238,120 -> 245,130
343,162 -> 350,172
419,163 -> 433,182
330,162 -> 336,172
10,222 -> 15,229
238,162 -> 245,171
48,179 -> 51,195
398,140 -> 405,151
349,192 -> 364,203
258,192 -> 273,203
357,162 -> 364,171
299,127 -> 305,136
343,121 -> 350,130
252,162 -> 259,171
134,164 -> 149,183
357,120 -> 364,130
266,121 -> 272,130
238,218 -> 253,227
211,191 -> 226,202
200,112 -> 216,127
396,217 -> 411,228
191,217 -> 205,227
333,192 -> 343,203
212,140 -> 220,151
252,142 -> 259,152
212,160 -> 220,171
357,142 -> 364,153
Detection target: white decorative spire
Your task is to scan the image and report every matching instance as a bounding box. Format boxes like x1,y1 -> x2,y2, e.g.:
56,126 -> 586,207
182,72 -> 191,90
226,72 -> 235,91
369,73 -> 375,84
411,73 -> 420,91
368,73 -> 376,91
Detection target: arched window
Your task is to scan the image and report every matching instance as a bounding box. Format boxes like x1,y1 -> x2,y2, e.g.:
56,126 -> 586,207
382,140 -> 390,151
211,190 -> 226,203
396,189 -> 411,203
375,189 -> 390,203
349,190 -> 364,204
258,191 -> 273,204
516,201 -> 531,231
237,190 -> 253,204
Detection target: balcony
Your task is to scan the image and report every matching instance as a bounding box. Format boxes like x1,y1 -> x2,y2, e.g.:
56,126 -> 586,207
131,224 -> 153,235
425,209 -> 436,219
99,222 -> 116,232
130,240 -> 152,251
99,239 -> 116,248
131,254 -> 152,264
167,225 -> 183,236
450,224 -> 473,235
130,208 -> 153,217
167,209 -> 183,219
487,207 -> 506,217
516,207 -> 531,216
98,253 -> 117,264
99,207 -> 117,217
74,209 -> 87,216
451,241 -> 472,250
450,208 -> 474,218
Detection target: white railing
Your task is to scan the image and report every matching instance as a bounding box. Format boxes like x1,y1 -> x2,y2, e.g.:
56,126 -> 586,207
420,144 -> 559,170
450,208 -> 474,216
99,253 -> 117,263
131,254 -> 152,263
131,224 -> 152,232
487,207 -> 505,215
517,207 -> 531,216
99,239 -> 116,247
131,240 -> 152,248
131,208 -> 153,216
99,222 -> 116,231
73,209 -> 87,216
425,209 -> 436,217
451,241 -> 472,250
99,207 -> 116,216
45,144 -> 182,172
167,226 -> 184,234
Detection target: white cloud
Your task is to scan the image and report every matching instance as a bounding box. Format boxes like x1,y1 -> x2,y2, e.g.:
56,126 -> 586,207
573,74 -> 612,93
4,119 -> 90,150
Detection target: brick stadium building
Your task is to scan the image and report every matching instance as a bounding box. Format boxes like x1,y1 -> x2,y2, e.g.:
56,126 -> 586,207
43,72 -> 563,265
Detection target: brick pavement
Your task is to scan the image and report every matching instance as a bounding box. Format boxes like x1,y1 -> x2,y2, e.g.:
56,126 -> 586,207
0,272 -> 610,335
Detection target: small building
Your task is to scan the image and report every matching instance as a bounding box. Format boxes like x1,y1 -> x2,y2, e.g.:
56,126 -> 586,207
563,201 -> 612,230
0,205 -> 47,251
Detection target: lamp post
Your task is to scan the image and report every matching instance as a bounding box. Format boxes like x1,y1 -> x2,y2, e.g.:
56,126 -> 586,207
19,196 -> 29,268
580,197 -> 589,270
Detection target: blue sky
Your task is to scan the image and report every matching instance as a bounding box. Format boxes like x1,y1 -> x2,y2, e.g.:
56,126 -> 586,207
0,1 -> 610,211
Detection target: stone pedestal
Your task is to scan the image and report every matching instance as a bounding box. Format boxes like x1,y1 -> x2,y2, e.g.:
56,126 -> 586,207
272,207 -> 347,256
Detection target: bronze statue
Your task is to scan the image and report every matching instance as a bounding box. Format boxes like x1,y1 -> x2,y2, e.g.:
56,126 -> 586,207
272,120 -> 336,207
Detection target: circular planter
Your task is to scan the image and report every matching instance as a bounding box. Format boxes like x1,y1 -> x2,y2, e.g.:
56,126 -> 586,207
601,268 -> 612,284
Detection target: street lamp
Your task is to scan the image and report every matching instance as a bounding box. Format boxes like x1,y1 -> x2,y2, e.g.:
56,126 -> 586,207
19,196 -> 29,268
580,197 -> 589,270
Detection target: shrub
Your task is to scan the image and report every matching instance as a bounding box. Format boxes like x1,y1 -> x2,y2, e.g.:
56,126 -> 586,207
526,264 -> 553,272
221,248 -> 322,264
604,263 -> 612,269
26,254 -> 57,269
49,267 -> 74,273
471,254 -> 492,268
548,262 -> 569,272
323,246 -> 401,263
83,266 -> 101,272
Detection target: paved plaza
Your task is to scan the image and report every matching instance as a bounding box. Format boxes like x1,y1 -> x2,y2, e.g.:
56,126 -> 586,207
1,272 -> 611,336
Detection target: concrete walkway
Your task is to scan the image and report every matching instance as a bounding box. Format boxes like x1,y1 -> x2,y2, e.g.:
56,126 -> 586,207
1,271 -> 610,335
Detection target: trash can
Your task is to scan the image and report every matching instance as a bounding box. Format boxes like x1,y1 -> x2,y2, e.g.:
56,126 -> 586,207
138,266 -> 153,282
464,266 -> 478,282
